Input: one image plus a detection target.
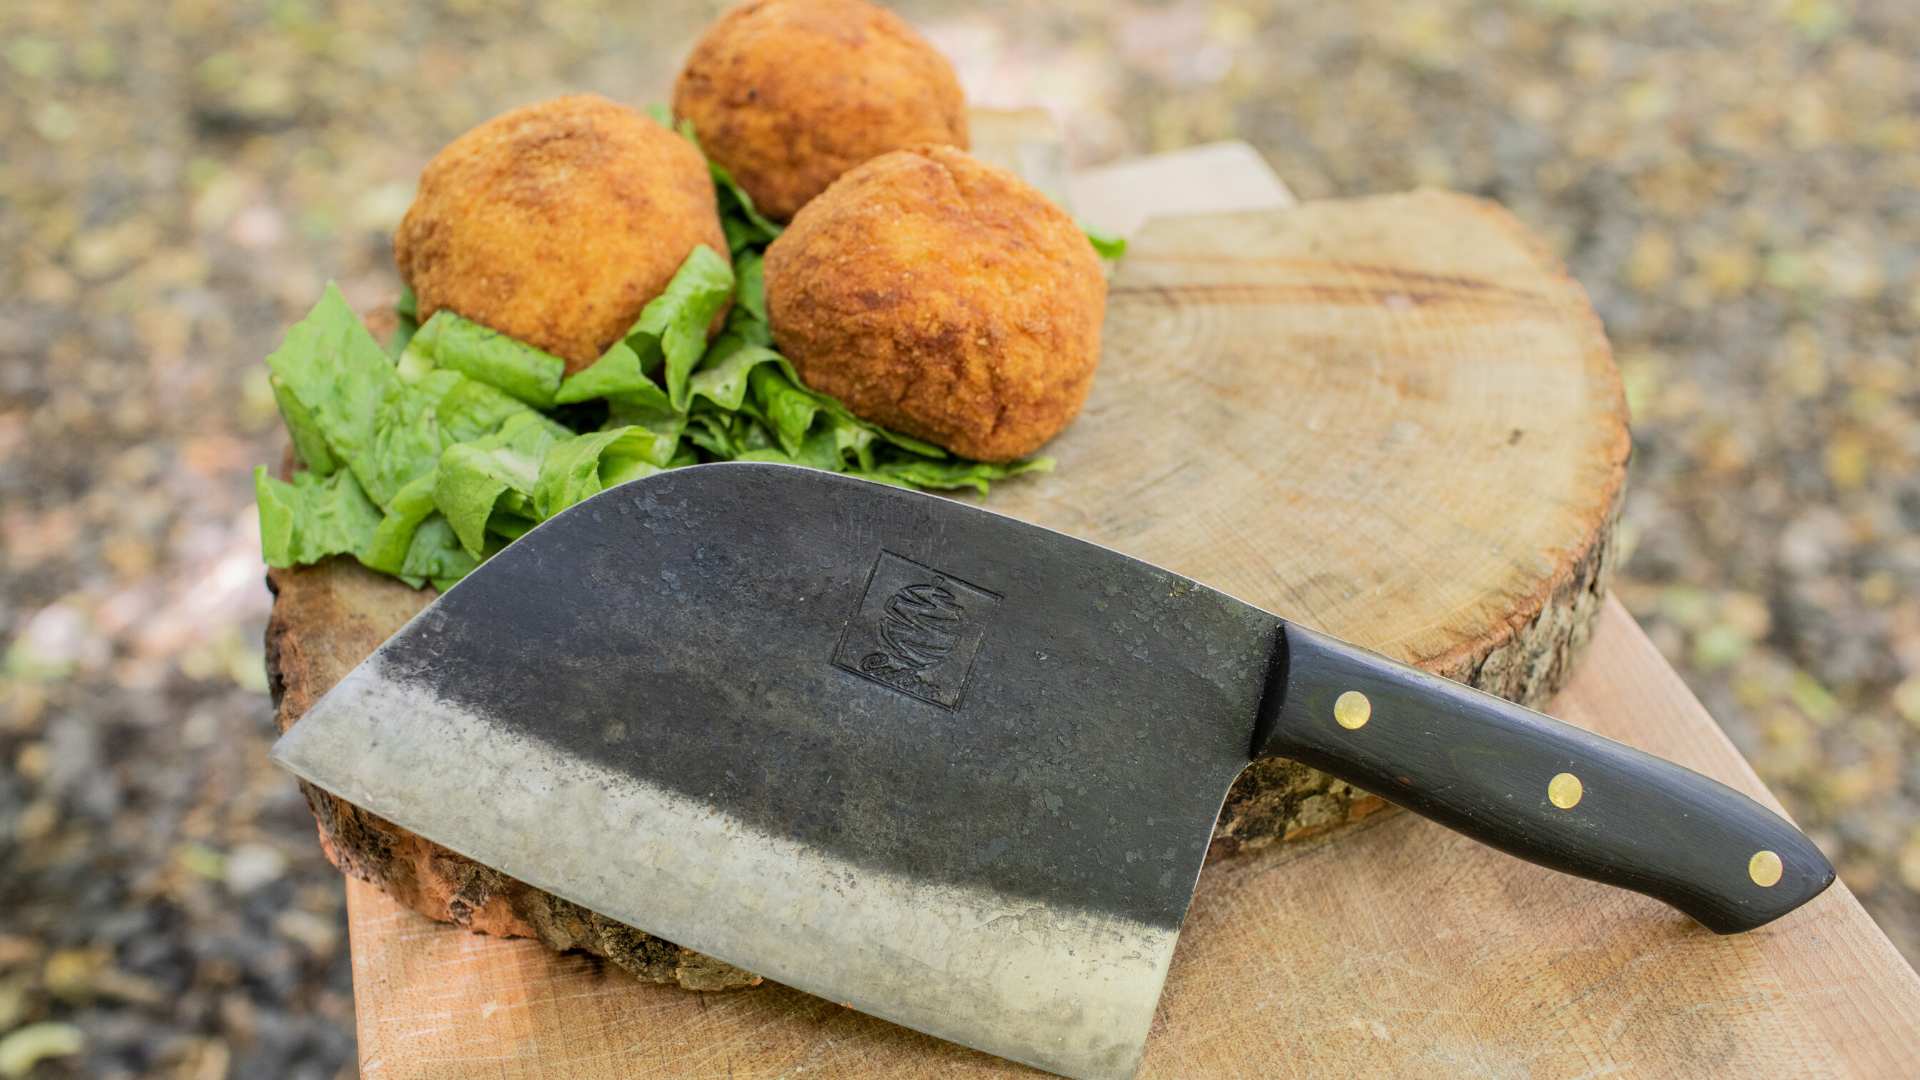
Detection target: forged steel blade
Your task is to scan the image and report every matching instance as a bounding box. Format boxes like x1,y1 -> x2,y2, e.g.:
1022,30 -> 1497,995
271,462 -> 1279,1080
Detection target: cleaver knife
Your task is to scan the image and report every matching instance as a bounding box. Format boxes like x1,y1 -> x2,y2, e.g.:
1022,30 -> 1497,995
271,462 -> 1833,1080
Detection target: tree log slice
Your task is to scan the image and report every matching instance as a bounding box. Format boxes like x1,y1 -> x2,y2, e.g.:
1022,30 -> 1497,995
264,558 -> 764,991
266,188 -> 1627,987
992,189 -> 1630,858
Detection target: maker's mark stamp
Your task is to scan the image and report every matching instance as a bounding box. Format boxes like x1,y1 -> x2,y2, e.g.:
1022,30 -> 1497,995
834,551 -> 1000,708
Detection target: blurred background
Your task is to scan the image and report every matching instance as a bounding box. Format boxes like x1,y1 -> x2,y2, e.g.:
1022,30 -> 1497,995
2,0 -> 1917,1075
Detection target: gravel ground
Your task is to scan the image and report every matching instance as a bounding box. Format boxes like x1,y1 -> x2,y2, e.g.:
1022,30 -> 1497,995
2,0 -> 1916,1076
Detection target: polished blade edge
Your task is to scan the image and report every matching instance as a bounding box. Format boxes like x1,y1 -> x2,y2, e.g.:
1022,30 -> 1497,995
270,656 -> 1172,1080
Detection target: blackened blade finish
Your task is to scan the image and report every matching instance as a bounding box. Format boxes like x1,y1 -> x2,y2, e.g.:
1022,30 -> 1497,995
270,462 -> 1279,1080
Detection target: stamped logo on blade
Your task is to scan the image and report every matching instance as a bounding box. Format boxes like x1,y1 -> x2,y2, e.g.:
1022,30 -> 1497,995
834,551 -> 1000,708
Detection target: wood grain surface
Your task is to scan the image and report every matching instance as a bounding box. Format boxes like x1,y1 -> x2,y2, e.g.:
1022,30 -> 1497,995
344,598 -> 1920,1080
982,187 -> 1629,858
998,188 -> 1629,706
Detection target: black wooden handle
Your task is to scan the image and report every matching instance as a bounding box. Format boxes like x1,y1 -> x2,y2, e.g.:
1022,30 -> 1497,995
1251,622 -> 1833,934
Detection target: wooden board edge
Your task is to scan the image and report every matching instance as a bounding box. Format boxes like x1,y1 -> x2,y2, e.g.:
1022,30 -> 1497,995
1411,190 -> 1634,705
1559,597 -> 1920,1078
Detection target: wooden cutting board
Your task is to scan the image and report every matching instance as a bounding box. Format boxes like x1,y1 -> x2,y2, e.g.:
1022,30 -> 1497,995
264,146 -> 1920,1076
342,599 -> 1920,1079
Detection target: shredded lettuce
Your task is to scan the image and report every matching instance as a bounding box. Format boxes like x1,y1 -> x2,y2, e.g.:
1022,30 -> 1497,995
409,310 -> 566,409
401,516 -> 482,592
264,282 -> 393,482
387,283 -> 419,358
622,244 -> 735,412
363,472 -> 438,576
1080,220 -> 1128,261
256,133 -> 1061,590
255,466 -> 384,568
269,373 -> 339,474
533,426 -> 671,520
711,157 -> 783,256
554,342 -> 662,407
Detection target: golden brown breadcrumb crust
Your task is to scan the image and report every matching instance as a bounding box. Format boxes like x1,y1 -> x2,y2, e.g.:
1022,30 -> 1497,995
764,144 -> 1105,463
672,0 -> 968,224
394,94 -> 727,376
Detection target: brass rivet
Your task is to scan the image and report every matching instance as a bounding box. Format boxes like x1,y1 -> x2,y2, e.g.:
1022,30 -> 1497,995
1750,850 -> 1784,888
1548,772 -> 1583,809
1334,691 -> 1371,730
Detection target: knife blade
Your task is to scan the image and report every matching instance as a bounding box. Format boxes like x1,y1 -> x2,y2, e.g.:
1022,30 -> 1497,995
269,461 -> 1832,1080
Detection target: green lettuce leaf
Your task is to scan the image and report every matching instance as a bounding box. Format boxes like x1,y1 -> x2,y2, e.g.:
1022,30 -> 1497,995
770,360 -> 946,458
712,157 -> 783,255
386,284 -> 419,359
352,358 -> 537,509
555,340 -> 674,410
1080,220 -> 1127,261
435,445 -> 520,561
357,378 -> 448,508
362,471 -> 439,575
264,282 -> 396,484
255,465 -> 384,568
410,309 -> 566,409
401,515 -> 481,592
622,244 -> 733,412
736,423 -> 840,471
265,286 -> 539,513
870,453 -> 1056,498
558,335 -> 687,446
687,342 -> 781,411
606,398 -> 687,448
409,367 -> 537,446
533,426 -> 670,519
486,511 -> 535,541
734,251 -> 769,325
703,252 -> 775,357
678,346 -> 952,476
433,412 -> 567,558
436,448 -> 512,558
269,374 -> 339,475
750,363 -> 822,456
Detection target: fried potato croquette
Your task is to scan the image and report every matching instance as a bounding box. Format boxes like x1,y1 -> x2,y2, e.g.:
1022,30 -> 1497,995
672,0 -> 968,223
765,145 -> 1104,463
395,94 -> 727,376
